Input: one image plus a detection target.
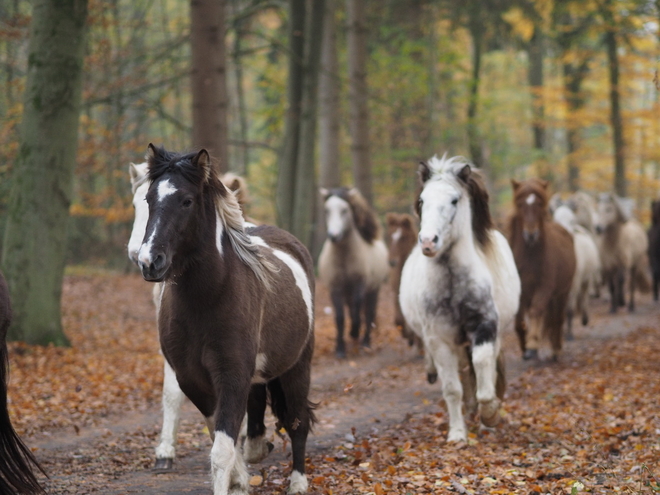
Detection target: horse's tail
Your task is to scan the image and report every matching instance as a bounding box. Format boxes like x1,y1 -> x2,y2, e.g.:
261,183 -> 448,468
0,341 -> 47,494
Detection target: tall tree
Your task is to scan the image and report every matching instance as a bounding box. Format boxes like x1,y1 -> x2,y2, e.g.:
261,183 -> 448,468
601,0 -> 626,196
191,0 -> 228,172
346,0 -> 373,205
466,2 -> 486,172
1,0 -> 89,345
528,30 -> 545,155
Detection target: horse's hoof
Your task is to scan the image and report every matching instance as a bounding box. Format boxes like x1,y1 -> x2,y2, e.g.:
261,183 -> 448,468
522,349 -> 538,361
582,314 -> 589,326
244,437 -> 274,464
446,429 -> 467,443
427,372 -> 438,384
565,332 -> 574,342
479,400 -> 500,428
360,339 -> 371,349
154,457 -> 173,472
335,349 -> 346,359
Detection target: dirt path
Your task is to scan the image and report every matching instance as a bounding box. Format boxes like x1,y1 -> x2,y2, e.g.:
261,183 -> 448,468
29,291 -> 660,494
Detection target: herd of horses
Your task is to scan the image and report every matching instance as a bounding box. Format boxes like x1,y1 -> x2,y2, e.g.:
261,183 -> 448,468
2,148 -> 660,495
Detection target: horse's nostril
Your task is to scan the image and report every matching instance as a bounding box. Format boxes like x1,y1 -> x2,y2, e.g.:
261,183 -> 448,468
432,235 -> 439,243
152,254 -> 165,271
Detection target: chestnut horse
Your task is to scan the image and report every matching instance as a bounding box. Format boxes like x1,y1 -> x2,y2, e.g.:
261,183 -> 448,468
385,212 -> 418,346
508,179 -> 576,360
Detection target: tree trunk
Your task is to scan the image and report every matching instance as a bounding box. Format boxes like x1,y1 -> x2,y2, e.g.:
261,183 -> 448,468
190,0 -> 228,173
276,0 -> 305,233
291,0 -> 326,248
605,26 -> 626,197
313,0 -> 340,255
231,0 -> 249,175
346,0 -> 372,205
528,30 -> 545,152
1,0 -> 89,345
467,6 -> 486,174
563,60 -> 589,192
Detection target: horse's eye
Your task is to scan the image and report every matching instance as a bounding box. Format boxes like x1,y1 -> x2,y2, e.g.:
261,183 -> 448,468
451,198 -> 459,206
182,198 -> 193,208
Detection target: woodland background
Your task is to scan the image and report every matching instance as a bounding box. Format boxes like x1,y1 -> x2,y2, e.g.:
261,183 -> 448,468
1,0 -> 660,343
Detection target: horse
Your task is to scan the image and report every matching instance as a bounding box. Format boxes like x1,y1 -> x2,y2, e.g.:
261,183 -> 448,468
385,212 -> 419,346
318,187 -> 389,358
648,200 -> 660,301
0,271 -> 47,494
128,162 -> 258,471
136,145 -> 316,495
508,178 -> 576,360
595,193 -> 650,313
399,155 -> 519,443
553,205 -> 601,340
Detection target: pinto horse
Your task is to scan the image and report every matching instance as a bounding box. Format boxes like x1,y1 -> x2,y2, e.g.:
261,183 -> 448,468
385,212 -> 418,346
137,145 -> 315,495
400,155 -> 519,442
128,162 -> 259,471
318,187 -> 389,358
0,272 -> 46,494
508,178 -> 576,360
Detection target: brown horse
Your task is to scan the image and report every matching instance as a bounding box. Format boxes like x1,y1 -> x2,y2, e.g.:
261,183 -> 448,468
385,212 -> 418,346
508,179 -> 576,360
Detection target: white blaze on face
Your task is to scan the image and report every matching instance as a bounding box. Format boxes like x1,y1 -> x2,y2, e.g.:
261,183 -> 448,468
526,194 -> 536,205
128,181 -> 150,261
391,228 -> 402,243
138,219 -> 160,266
325,195 -> 351,239
158,179 -> 177,202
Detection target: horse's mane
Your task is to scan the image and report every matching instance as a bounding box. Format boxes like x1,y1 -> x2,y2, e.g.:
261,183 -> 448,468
146,145 -> 276,289
420,155 -> 493,249
326,187 -> 380,244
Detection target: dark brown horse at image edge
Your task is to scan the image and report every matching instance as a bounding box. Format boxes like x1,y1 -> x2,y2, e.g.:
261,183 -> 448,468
508,178 -> 576,360
0,272 -> 47,494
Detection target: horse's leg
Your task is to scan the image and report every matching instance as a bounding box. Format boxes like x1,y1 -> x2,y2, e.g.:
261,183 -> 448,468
654,272 -> 659,301
628,266 -> 636,312
348,285 -> 363,342
361,289 -> 379,348
331,288 -> 346,358
243,384 -> 273,464
579,281 -> 589,326
608,271 -> 618,313
514,309 -> 526,355
426,335 -> 466,442
154,360 -> 186,471
209,383 -> 251,495
268,343 -> 314,494
617,268 -> 626,308
523,312 -> 543,361
459,347 -> 477,418
470,321 -> 500,427
565,306 -> 574,341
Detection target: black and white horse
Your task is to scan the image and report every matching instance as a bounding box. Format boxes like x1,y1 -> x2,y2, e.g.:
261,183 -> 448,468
399,155 -> 519,442
136,145 -> 315,494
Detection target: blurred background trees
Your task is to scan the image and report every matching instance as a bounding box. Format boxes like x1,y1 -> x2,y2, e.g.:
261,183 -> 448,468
1,0 -> 660,341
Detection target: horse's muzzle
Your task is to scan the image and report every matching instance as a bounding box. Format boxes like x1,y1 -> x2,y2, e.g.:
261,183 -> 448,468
522,229 -> 539,245
420,236 -> 439,257
139,254 -> 167,282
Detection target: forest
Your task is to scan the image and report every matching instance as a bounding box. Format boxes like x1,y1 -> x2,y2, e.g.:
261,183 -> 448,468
1,1 -> 660,494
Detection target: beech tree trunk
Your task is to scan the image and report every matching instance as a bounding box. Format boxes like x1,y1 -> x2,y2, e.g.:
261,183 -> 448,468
604,25 -> 626,196
1,0 -> 89,345
528,30 -> 545,153
346,0 -> 372,205
191,0 -> 228,173
467,5 -> 486,174
563,60 -> 589,192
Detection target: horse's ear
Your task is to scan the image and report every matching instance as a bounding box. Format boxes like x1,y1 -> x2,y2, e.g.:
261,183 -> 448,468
457,164 -> 471,183
511,179 -> 520,191
385,212 -> 397,225
129,162 -> 139,182
401,215 -> 412,229
146,143 -> 159,165
193,149 -> 212,183
418,161 -> 431,183
319,187 -> 330,199
540,179 -> 549,190
227,178 -> 240,192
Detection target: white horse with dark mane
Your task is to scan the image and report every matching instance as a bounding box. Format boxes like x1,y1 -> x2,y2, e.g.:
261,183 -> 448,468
399,155 -> 520,442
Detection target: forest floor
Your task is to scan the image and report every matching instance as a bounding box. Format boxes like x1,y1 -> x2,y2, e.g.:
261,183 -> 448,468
7,271 -> 660,494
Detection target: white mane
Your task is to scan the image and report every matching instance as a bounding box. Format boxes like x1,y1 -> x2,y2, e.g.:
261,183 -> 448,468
426,154 -> 472,181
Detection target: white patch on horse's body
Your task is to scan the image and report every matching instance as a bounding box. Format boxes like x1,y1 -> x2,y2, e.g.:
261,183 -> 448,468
210,431 -> 248,494
526,193 -> 536,205
158,179 -> 178,202
399,154 -> 520,442
391,227 -> 402,243
288,470 -> 309,494
250,235 -> 313,333
155,360 -> 186,460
